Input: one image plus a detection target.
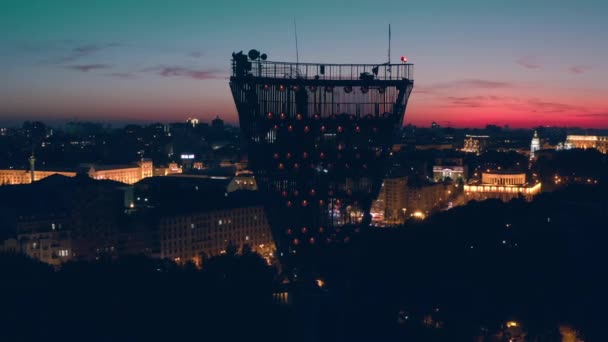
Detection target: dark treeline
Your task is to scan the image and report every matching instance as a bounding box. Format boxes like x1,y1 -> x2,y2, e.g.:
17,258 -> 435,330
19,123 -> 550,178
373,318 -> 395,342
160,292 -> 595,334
1,249 -> 286,342
2,183 -> 606,341
301,184 -> 607,341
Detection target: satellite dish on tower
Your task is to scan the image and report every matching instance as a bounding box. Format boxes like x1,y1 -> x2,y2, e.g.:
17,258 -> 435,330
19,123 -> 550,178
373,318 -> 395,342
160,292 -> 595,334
248,49 -> 260,60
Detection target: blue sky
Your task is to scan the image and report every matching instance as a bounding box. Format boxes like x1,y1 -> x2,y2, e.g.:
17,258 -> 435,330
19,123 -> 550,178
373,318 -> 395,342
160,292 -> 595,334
1,0 -> 607,127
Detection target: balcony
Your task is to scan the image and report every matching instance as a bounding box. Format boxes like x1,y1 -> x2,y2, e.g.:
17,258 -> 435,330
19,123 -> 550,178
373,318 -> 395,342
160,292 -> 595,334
232,60 -> 413,82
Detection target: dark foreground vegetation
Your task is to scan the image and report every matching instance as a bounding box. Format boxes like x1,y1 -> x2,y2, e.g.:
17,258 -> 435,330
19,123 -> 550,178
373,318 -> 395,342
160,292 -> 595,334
2,184 -> 606,341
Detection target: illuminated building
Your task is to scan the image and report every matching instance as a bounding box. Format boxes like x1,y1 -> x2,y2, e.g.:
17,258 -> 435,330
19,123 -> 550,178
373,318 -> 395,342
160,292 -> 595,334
0,159 -> 153,185
371,177 -> 447,225
464,171 -> 541,202
462,135 -> 489,154
565,135 -> 608,154
186,117 -> 199,127
154,162 -> 183,176
371,176 -> 408,225
403,181 -> 446,217
86,159 -> 154,184
159,205 -> 275,266
530,130 -> 540,159
227,170 -> 258,192
229,49 -> 413,267
433,158 -> 467,182
20,230 -> 72,266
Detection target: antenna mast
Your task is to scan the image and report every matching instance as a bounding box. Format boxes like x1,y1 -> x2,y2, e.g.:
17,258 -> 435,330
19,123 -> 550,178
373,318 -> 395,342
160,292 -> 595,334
388,24 -> 391,64
294,18 -> 300,65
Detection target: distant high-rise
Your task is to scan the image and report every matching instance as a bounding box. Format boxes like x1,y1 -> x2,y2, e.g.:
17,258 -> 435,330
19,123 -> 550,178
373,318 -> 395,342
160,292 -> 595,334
230,50 -> 414,268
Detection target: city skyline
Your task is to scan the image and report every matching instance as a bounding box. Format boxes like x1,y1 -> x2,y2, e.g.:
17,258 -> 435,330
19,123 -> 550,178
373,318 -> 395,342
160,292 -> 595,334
2,1 -> 607,128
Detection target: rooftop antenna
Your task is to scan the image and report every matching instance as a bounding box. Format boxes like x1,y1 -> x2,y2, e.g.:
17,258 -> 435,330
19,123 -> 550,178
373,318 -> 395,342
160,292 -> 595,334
294,18 -> 300,65
388,24 -> 391,65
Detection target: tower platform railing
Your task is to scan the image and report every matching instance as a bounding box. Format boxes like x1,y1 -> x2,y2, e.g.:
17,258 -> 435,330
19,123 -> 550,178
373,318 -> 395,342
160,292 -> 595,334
232,60 -> 413,81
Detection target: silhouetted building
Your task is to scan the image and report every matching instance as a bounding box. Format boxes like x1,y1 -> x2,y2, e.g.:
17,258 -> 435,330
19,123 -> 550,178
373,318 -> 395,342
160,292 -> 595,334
229,49 -> 414,267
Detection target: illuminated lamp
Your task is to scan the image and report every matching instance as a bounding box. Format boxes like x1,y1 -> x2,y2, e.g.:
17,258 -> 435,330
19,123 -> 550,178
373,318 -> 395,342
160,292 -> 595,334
319,200 -> 324,205
278,163 -> 284,169
319,226 -> 324,233
294,163 -> 299,169
320,152 -> 325,159
302,200 -> 308,207
309,189 -> 316,196
309,237 -> 315,244
288,125 -> 293,132
344,86 -> 353,93
360,86 -> 369,94
279,84 -> 286,92
280,112 -> 286,120
273,153 -> 279,159
293,238 -> 299,245
337,126 -> 343,133
273,124 -> 279,130
292,85 -> 299,91
301,227 -> 307,234
286,152 -> 292,159
320,125 -> 326,132
263,84 -> 270,90
325,86 -> 333,93
314,113 -> 320,120
296,113 -> 303,120
267,112 -> 273,119
304,126 -> 310,133
355,126 -> 361,133
286,201 -> 292,207
286,228 -> 292,235
293,190 -> 299,196
302,152 -> 308,158
401,55 -> 408,63
309,86 -> 317,92
281,190 -> 288,197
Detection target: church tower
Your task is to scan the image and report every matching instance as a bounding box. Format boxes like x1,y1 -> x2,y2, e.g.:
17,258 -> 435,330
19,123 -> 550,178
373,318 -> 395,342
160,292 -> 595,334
530,130 -> 540,159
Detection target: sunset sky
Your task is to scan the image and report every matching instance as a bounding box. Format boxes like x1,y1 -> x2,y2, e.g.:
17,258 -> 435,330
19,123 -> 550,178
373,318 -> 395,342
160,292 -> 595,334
1,0 -> 607,128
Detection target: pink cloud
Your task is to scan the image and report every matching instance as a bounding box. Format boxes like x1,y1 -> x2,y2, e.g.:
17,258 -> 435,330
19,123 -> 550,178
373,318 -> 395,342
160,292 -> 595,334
66,64 -> 112,72
568,65 -> 592,74
516,56 -> 542,69
145,66 -> 223,80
